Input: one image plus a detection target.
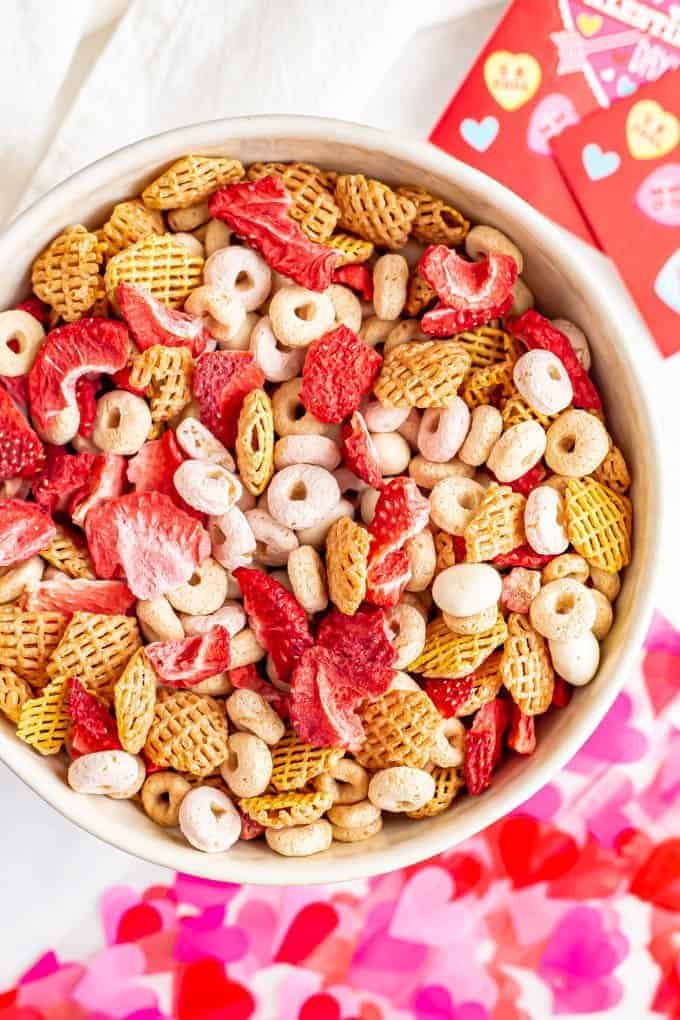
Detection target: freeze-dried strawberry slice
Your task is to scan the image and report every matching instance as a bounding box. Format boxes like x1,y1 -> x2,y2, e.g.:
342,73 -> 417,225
464,698 -> 510,795
424,676 -> 475,718
28,318 -> 129,443
194,351 -> 265,446
229,664 -> 290,718
117,283 -> 212,357
127,431 -> 184,494
110,364 -> 146,397
71,454 -> 127,528
452,535 -> 467,562
68,677 -> 121,756
233,567 -> 313,683
145,626 -> 231,687
16,297 -> 50,326
300,326 -> 382,424
492,544 -> 555,570
341,411 -> 382,489
551,677 -> 572,708
506,462 -> 546,496
239,811 -> 265,841
0,374 -> 29,415
365,547 -> 411,607
75,376 -> 102,438
290,645 -> 389,751
208,176 -> 337,292
0,387 -> 45,480
85,491 -> 210,600
508,310 -> 602,410
32,446 -> 95,514
0,499 -> 56,566
20,578 -> 135,617
419,246 -> 517,334
332,265 -> 374,301
507,705 -> 536,754
368,476 -> 430,562
317,606 -> 396,684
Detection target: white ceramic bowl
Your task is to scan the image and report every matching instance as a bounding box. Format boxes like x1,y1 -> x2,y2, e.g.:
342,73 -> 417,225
0,116 -> 661,884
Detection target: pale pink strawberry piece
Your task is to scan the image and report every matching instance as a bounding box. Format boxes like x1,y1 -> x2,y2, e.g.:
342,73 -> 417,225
28,318 -> 129,443
507,704 -> 536,754
365,547 -> 412,607
71,454 -> 127,528
125,430 -> 199,517
193,351 -> 265,447
145,626 -> 230,687
419,246 -> 517,334
368,476 -> 430,562
85,491 -> 210,600
0,500 -> 56,566
20,577 -> 135,616
117,283 -> 212,356
233,567 -> 313,683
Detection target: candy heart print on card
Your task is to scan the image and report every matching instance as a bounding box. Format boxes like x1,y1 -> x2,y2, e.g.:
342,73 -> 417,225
576,13 -> 603,37
460,116 -> 499,152
582,143 -> 621,180
483,51 -> 542,111
636,165 -> 680,226
654,250 -> 680,314
528,94 -> 580,155
627,100 -> 680,160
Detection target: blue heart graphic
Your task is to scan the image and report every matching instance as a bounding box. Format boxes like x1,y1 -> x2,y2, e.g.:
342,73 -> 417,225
582,142 -> 621,181
617,74 -> 637,97
460,116 -> 499,153
654,249 -> 680,314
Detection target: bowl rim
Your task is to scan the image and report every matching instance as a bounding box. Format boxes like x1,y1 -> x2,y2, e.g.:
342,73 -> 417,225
0,114 -> 663,884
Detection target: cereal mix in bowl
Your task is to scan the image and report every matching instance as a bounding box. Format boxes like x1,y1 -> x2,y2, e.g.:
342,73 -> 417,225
0,154 -> 632,857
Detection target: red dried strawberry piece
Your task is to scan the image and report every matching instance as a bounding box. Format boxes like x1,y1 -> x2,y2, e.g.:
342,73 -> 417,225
85,491 -> 210,600
28,318 -> 129,443
368,476 -> 430,562
110,364 -> 146,397
194,351 -> 264,446
228,664 -> 289,718
145,626 -> 231,687
32,446 -> 95,514
117,283 -> 212,357
341,411 -> 382,488
300,326 -> 382,424
332,265 -> 374,301
506,462 -> 546,495
239,810 -> 265,840
68,677 -> 121,756
16,297 -> 50,326
0,374 -> 29,415
208,176 -> 337,291
317,606 -> 397,677
507,705 -> 536,754
71,454 -> 127,528
551,676 -> 573,708
424,675 -> 474,718
500,568 -> 538,615
0,499 -> 56,566
0,387 -> 45,480
75,375 -> 102,438
233,567 -> 313,683
365,547 -> 411,607
419,246 -> 517,334
508,310 -> 602,410
492,544 -> 555,569
464,698 -> 510,795
452,535 -> 467,562
127,431 -> 184,494
20,578 -> 135,617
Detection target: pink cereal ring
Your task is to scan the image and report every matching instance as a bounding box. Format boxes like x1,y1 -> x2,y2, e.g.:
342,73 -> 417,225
173,460 -> 242,516
551,318 -> 591,371
362,399 -> 411,433
524,484 -> 569,556
267,465 -> 340,530
180,601 -> 247,637
185,284 -> 246,344
250,316 -> 305,383
417,398 -> 470,463
204,246 -> 272,311
274,434 -> 341,471
245,508 -> 299,566
209,506 -> 256,571
175,417 -> 235,471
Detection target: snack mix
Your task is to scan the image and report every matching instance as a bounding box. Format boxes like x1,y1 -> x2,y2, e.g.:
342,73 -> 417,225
0,154 -> 632,858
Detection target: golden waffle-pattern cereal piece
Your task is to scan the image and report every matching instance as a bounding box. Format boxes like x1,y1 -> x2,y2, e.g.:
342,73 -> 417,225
592,442 -> 631,495
326,516 -> 370,615
99,200 -> 165,259
335,174 -> 417,250
270,731 -> 344,791
105,233 -> 204,309
501,392 -> 556,431
464,484 -> 526,562
373,341 -> 471,408
396,185 -> 469,246
501,613 -> 554,715
145,690 -> 228,776
236,388 -> 275,496
460,359 -> 515,408
247,162 -> 340,242
404,269 -> 436,317
239,787 -> 333,828
40,525 -> 95,579
324,232 -> 374,266
454,650 -> 504,716
0,607 -> 67,687
32,225 -> 104,322
46,611 -> 141,704
406,766 -> 464,818
434,531 -> 457,574
503,331 -> 525,364
454,326 -> 510,369
0,667 -> 32,724
114,648 -> 157,754
409,613 -> 508,679
16,673 -> 70,755
565,477 -> 632,573
356,689 -> 440,769
142,155 -> 244,209
129,344 -> 193,430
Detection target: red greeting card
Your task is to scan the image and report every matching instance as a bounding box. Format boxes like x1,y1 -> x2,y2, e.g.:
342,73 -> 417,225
552,71 -> 680,357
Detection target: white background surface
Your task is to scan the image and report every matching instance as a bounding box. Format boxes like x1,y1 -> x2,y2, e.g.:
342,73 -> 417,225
0,0 -> 678,983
